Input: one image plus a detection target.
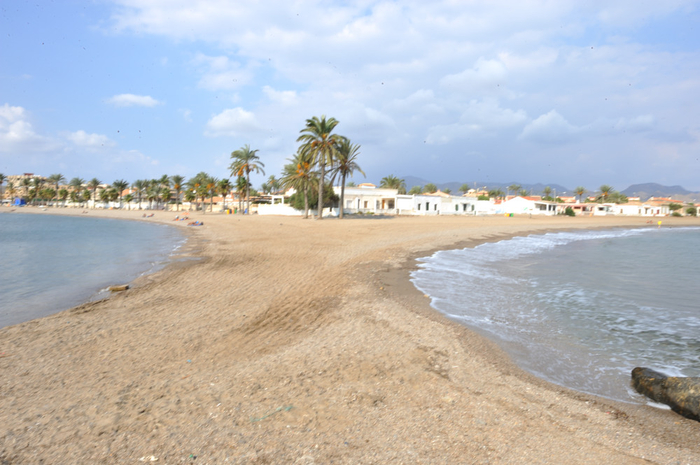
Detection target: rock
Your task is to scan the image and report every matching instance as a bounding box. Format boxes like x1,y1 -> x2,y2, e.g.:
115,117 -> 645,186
631,367 -> 700,421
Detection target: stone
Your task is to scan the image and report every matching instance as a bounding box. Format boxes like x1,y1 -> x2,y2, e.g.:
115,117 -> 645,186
631,367 -> 700,422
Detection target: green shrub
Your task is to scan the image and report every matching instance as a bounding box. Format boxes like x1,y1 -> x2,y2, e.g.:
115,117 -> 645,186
565,206 -> 575,217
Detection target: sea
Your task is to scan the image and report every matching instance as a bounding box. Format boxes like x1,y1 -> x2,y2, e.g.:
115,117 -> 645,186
411,226 -> 700,404
0,212 -> 185,329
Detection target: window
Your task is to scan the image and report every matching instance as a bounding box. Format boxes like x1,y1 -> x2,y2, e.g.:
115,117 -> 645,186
417,203 -> 421,210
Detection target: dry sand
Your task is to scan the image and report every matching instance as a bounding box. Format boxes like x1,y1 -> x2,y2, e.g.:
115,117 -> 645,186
1,207 -> 699,464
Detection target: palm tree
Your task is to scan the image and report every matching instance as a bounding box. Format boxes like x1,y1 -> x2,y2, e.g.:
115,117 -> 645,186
147,184 -> 160,210
424,183 -> 437,194
69,177 -> 85,200
297,115 -> 341,220
408,185 -> 423,195
99,188 -> 111,208
266,175 -> 280,194
48,173 -> 65,193
574,186 -> 587,203
542,186 -> 552,199
459,184 -> 470,195
132,179 -> 147,209
235,176 -> 247,214
0,173 -> 5,200
81,189 -> 91,206
331,138 -> 365,218
184,189 -> 196,211
205,176 -> 219,212
280,150 -> 316,219
160,187 -> 172,208
171,175 -> 185,211
229,144 -> 265,215
218,178 -> 232,211
124,193 -> 134,210
518,189 -> 529,197
380,175 -> 406,194
58,188 -> 69,207
31,176 -> 45,205
488,188 -> 504,199
112,179 -> 129,208
6,181 -> 15,202
599,185 -> 613,203
187,172 -> 211,212
87,178 -> 101,208
20,177 -> 31,201
508,184 -> 521,199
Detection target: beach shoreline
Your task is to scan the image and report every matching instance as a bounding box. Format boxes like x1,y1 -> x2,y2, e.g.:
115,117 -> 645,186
1,207 -> 699,463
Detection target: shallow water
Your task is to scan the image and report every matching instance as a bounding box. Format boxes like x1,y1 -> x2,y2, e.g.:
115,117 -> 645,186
411,227 -> 700,403
0,212 -> 185,328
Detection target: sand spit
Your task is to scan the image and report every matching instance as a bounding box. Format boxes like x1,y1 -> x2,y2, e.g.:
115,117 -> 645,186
1,207 -> 699,464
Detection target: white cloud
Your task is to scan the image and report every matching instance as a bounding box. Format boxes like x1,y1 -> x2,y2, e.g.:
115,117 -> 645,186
440,58 -> 508,91
106,94 -> 162,107
262,86 -> 298,105
65,130 -> 117,150
179,109 -> 193,122
192,53 -> 254,91
0,103 -> 59,153
205,107 -> 262,137
519,110 -> 580,143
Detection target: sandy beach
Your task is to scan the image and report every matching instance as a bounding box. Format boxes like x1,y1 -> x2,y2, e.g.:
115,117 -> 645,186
1,208 -> 699,464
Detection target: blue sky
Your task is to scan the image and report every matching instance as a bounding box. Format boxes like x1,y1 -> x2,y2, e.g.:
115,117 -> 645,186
1,0 -> 699,192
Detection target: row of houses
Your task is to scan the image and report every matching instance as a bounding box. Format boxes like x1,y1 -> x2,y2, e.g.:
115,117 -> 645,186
256,184 -> 687,217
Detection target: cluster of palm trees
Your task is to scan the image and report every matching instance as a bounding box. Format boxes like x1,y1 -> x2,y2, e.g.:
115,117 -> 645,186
276,115 -> 364,219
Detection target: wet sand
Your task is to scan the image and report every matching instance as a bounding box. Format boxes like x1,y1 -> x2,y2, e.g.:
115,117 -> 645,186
1,207 -> 699,464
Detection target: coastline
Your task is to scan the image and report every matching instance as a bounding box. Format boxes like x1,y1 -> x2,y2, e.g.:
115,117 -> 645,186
1,208 -> 699,463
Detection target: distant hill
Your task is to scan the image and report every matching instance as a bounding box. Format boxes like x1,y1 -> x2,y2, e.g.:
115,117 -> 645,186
398,177 -> 569,195
621,183 -> 697,201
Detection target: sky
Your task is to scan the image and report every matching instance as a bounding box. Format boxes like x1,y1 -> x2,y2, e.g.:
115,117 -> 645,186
1,0 -> 699,193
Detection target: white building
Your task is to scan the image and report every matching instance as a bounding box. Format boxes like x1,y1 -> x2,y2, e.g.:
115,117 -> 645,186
500,196 -> 558,215
335,184 -> 398,215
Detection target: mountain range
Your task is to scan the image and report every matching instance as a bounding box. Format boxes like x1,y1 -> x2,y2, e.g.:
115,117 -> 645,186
383,178 -> 700,202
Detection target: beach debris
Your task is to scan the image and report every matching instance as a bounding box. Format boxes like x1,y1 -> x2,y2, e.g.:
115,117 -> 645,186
632,367 -> 700,422
138,456 -> 158,462
251,405 -> 293,422
109,284 -> 129,292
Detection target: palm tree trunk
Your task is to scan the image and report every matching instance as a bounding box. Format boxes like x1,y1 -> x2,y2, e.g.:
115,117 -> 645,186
246,173 -> 251,214
317,160 -> 325,220
339,173 -> 346,219
304,185 -> 309,219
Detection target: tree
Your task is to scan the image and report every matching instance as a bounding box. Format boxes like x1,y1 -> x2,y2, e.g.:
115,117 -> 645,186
331,138 -> 365,218
686,206 -> 697,217
171,175 -> 185,212
424,183 -> 437,194
132,179 -> 147,209
48,173 -> 65,191
380,175 -> 406,194
574,186 -> 586,203
266,175 -> 280,194
20,178 -> 31,201
218,178 -> 232,211
188,172 -> 211,212
112,179 -> 129,208
99,188 -> 111,208
160,187 -> 172,208
542,186 -> 552,199
0,173 -> 5,199
58,188 -> 69,207
280,150 -> 316,219
229,144 -> 265,215
235,176 -> 247,214
81,189 -> 91,206
508,184 -> 521,198
6,181 -> 15,202
518,189 -> 529,197
598,185 -> 613,203
32,176 -> 45,205
443,188 -> 452,194
87,178 -> 101,208
297,115 -> 341,220
205,176 -> 219,212
124,193 -> 134,210
459,184 -> 470,195
184,189 -> 195,211
488,188 -> 504,199
408,185 -> 423,195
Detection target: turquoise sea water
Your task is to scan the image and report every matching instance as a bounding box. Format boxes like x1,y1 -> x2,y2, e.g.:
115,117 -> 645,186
0,213 -> 185,329
411,227 -> 700,403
